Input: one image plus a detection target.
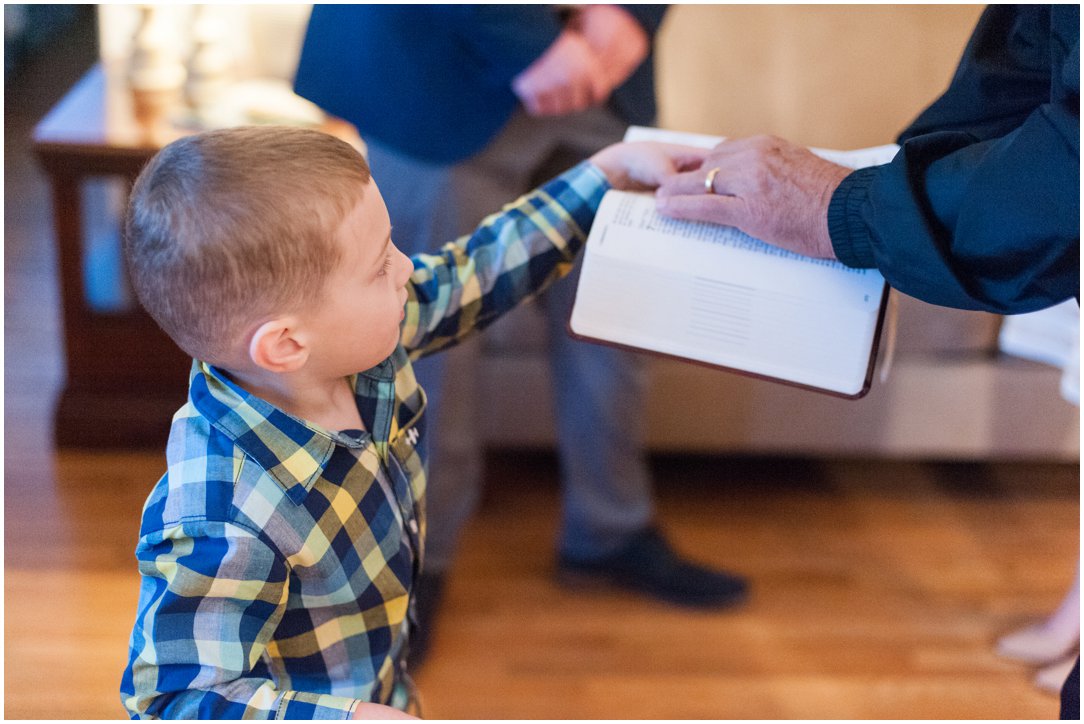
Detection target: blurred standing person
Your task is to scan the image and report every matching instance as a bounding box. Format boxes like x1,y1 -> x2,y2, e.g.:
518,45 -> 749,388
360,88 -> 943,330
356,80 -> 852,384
295,4 -> 748,668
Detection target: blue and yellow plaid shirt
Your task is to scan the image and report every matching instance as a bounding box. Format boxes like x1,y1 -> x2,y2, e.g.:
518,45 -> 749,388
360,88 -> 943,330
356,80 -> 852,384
120,162 -> 609,719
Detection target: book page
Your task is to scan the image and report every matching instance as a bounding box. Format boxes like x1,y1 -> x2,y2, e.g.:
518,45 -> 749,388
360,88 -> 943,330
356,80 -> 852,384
623,125 -> 900,169
572,192 -> 885,395
572,131 -> 894,396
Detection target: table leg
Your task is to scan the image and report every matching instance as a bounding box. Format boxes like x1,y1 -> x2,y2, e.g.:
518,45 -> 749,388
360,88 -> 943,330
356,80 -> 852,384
48,172 -> 190,448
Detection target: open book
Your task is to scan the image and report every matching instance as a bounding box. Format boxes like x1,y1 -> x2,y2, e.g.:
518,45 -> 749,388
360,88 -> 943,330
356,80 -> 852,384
569,127 -> 899,398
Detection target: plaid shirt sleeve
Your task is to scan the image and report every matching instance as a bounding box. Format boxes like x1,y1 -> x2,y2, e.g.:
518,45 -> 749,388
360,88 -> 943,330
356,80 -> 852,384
400,160 -> 610,358
122,518 -> 359,720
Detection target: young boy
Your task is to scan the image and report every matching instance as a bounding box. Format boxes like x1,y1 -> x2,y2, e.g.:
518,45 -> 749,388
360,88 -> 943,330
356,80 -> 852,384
119,125 -> 702,719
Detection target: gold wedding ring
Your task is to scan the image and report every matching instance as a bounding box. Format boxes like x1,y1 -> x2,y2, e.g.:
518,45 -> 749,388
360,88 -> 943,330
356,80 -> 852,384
704,167 -> 721,194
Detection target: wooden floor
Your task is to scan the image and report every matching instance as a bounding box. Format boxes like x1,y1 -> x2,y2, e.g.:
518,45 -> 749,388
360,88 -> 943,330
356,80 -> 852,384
5,451 -> 1080,719
5,11 -> 1079,720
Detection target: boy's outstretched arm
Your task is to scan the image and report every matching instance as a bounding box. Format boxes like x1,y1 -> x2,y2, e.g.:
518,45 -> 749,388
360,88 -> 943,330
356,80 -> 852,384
400,142 -> 706,359
352,702 -> 418,719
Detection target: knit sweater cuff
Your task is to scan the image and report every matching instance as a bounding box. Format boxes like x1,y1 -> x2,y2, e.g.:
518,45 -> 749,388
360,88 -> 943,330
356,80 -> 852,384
827,166 -> 879,269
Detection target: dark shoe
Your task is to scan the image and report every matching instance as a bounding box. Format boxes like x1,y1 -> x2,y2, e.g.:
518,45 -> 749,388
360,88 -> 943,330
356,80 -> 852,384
557,528 -> 748,609
407,571 -> 446,670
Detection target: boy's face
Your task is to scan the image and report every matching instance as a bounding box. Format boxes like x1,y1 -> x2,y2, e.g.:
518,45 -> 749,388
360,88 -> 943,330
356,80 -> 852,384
302,180 -> 413,377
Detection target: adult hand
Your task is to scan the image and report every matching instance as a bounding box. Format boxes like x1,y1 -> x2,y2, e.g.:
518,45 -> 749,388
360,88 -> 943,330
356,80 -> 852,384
590,141 -> 708,192
655,136 -> 853,260
511,28 -> 608,117
570,5 -> 650,92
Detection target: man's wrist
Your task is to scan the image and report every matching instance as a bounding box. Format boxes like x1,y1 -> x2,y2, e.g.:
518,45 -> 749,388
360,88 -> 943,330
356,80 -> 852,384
813,162 -> 853,259
826,166 -> 879,268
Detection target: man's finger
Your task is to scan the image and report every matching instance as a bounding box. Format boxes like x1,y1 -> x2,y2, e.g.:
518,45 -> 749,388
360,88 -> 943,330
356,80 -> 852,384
657,168 -> 723,198
655,192 -> 746,228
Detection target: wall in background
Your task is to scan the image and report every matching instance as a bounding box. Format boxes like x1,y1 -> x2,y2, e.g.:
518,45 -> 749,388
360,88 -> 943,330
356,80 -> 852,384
656,5 -> 985,148
94,4 -> 983,150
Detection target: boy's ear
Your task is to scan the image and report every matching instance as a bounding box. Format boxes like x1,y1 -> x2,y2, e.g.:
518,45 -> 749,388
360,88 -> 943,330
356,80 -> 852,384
248,316 -> 309,373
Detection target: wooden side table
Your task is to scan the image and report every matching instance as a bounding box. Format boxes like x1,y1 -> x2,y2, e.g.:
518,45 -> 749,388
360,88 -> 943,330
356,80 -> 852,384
33,64 -> 361,448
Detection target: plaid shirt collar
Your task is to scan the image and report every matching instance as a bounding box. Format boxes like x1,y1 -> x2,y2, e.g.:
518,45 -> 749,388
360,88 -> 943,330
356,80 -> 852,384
186,359 -> 397,503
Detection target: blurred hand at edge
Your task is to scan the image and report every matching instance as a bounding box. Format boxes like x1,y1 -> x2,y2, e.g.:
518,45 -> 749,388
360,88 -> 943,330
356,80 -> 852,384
511,28 -> 609,116
571,5 -> 650,93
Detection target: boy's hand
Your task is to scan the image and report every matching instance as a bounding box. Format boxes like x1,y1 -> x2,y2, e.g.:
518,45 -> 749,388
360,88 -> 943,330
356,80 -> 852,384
351,702 -> 418,720
590,142 -> 708,192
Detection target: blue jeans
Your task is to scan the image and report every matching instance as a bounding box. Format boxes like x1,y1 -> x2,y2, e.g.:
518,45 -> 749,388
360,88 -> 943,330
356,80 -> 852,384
367,106 -> 654,569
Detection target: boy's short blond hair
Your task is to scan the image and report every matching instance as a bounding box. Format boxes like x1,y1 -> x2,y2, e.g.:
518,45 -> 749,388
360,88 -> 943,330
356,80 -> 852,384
124,125 -> 371,364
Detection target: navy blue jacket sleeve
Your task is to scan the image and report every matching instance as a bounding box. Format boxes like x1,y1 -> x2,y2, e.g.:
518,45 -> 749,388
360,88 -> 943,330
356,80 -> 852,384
898,5 -> 1063,143
827,5 -> 1079,315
